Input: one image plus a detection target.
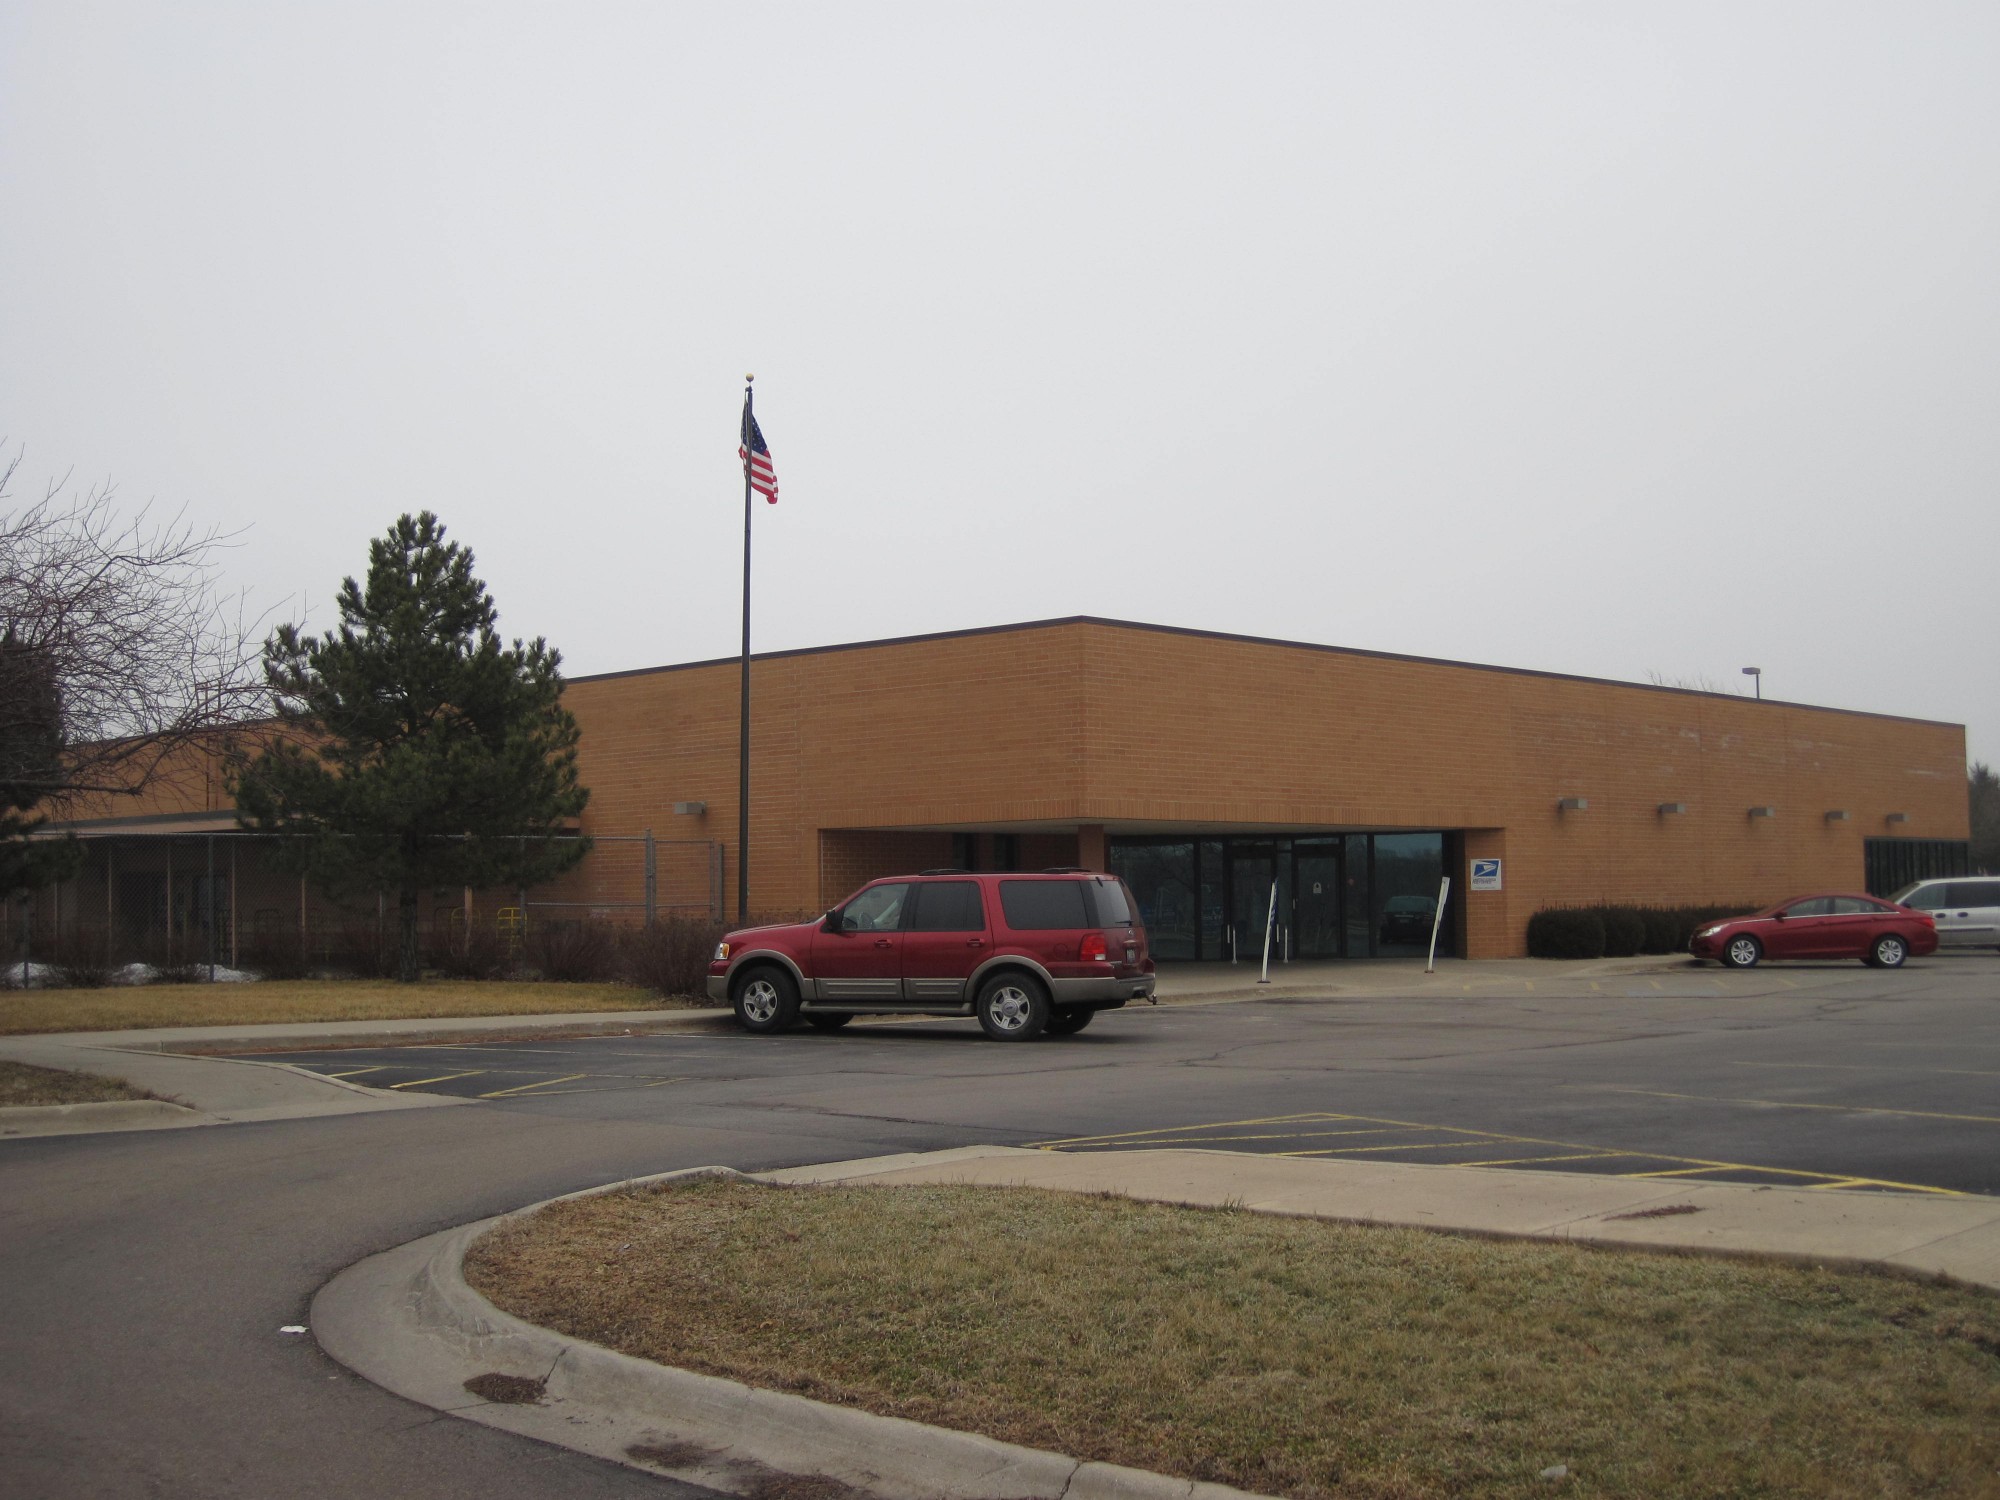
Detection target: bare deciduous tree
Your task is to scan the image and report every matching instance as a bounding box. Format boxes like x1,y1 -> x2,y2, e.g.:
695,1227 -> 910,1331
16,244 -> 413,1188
1,448 -> 269,892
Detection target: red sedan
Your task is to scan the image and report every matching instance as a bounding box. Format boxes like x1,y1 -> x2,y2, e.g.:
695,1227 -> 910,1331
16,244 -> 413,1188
1688,894 -> 1937,969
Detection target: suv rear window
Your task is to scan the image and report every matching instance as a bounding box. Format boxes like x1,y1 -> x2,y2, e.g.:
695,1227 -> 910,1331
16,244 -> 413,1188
999,880 -> 1090,930
1091,877 -> 1133,925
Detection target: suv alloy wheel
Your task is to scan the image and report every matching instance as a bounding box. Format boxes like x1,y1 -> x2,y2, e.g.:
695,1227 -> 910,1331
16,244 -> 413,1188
733,967 -> 800,1033
975,971 -> 1050,1041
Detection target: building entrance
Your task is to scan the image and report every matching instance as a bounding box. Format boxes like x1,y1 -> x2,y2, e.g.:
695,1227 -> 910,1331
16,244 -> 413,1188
1109,832 -> 1455,962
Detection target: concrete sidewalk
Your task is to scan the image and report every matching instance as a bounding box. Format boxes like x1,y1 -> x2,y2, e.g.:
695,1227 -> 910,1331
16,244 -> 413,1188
762,1146 -> 2000,1293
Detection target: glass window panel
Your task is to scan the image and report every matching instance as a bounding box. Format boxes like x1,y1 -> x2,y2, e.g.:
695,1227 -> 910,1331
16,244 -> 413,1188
1109,843 -> 1196,960
1373,833 -> 1445,957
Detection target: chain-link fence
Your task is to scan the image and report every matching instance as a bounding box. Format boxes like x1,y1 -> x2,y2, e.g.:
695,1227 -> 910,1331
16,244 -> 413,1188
5,831 -> 722,980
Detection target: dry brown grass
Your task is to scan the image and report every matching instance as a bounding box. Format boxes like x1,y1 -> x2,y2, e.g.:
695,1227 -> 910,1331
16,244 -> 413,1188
466,1179 -> 2000,1500
0,1058 -> 157,1106
0,979 -> 688,1035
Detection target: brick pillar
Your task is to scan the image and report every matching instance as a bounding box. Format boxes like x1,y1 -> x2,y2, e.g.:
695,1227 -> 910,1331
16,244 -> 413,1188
1462,829 -> 1513,957
1077,824 -> 1108,872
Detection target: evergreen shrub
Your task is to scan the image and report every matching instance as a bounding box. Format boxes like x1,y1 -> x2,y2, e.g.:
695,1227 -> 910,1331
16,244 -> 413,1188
1526,908 -> 1606,959
1592,906 -> 1647,958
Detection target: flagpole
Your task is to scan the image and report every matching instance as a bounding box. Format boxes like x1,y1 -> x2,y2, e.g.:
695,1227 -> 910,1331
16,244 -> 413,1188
738,375 -> 754,924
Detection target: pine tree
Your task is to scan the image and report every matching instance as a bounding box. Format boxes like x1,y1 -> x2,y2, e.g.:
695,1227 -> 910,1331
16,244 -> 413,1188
231,513 -> 589,981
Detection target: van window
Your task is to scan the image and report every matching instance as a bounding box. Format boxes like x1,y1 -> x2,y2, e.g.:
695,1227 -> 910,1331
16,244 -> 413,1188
1899,883 -> 1949,910
999,880 -> 1089,930
1950,880 -> 2000,907
1091,878 -> 1133,926
911,881 -> 985,932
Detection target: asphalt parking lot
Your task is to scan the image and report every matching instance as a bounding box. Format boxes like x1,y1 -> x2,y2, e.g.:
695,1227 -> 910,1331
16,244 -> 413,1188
258,953 -> 2000,1197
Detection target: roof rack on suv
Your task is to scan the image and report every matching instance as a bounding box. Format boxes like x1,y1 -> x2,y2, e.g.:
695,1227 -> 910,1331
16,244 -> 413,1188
916,868 -> 973,876
1040,866 -> 1091,874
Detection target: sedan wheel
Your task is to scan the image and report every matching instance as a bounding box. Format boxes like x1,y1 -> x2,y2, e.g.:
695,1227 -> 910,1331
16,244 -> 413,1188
1722,935 -> 1761,969
1870,934 -> 1908,969
976,973 -> 1050,1041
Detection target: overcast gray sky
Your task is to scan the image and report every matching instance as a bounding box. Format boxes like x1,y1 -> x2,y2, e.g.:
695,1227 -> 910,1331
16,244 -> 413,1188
4,2 -> 1996,764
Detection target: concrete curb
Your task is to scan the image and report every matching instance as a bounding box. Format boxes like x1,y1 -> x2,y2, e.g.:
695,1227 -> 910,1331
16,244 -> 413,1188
0,1098 -> 206,1137
312,1155 -> 1275,1500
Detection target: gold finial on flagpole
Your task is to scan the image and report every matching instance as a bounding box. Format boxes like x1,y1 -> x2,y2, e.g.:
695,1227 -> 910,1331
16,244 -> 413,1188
746,373 -> 755,383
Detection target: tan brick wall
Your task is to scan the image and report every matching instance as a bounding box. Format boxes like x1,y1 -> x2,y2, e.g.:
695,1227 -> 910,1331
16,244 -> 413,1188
563,621 -> 1967,955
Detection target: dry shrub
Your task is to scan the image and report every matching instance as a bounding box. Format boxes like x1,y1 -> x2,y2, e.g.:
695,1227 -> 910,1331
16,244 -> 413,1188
52,930 -> 117,988
240,932 -> 310,981
435,917 -> 512,980
529,919 -> 621,983
618,915 -> 727,1000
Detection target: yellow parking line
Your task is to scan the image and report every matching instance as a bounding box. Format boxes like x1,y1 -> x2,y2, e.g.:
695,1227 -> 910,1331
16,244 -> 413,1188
324,1066 -> 388,1079
1450,1151 -> 1639,1168
479,1073 -> 589,1098
1070,1127 -> 1415,1149
1042,1109 -> 1970,1197
1030,1112 -> 1342,1149
1594,1086 -> 2000,1127
389,1070 -> 484,1090
1283,1141 -> 1491,1157
1619,1161 -> 1963,1195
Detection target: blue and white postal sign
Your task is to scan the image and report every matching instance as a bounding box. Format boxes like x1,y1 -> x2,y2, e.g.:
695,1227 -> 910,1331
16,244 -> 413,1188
1470,858 -> 1503,891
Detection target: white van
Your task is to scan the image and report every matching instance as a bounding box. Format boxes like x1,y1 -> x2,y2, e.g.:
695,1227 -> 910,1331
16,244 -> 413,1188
1889,877 -> 2000,949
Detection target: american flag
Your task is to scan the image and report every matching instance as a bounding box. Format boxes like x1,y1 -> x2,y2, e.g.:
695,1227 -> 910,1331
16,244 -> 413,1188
739,407 -> 778,504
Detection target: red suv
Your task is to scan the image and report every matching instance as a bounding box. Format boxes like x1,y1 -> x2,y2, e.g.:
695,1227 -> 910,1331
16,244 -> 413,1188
707,869 -> 1155,1040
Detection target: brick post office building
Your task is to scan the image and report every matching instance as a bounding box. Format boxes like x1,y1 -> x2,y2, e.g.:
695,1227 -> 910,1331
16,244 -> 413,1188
559,616 -> 1969,961
41,616 -> 1972,964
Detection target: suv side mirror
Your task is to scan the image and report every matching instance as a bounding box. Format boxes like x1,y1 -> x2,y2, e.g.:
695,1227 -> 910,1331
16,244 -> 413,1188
821,911 -> 841,933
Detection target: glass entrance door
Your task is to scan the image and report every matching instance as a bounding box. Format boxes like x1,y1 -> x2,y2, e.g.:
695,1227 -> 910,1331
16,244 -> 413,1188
1293,842 -> 1343,958
1229,844 -> 1287,963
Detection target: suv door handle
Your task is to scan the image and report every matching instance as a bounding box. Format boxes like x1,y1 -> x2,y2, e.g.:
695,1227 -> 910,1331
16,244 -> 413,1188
873,939 -> 892,948
966,938 -> 984,948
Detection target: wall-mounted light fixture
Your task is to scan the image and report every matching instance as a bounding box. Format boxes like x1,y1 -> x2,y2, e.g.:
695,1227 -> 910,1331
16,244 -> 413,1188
1748,805 -> 1776,819
1824,810 -> 1850,823
673,801 -> 707,816
1657,802 -> 1688,815
1556,796 -> 1588,812
1885,812 -> 1910,825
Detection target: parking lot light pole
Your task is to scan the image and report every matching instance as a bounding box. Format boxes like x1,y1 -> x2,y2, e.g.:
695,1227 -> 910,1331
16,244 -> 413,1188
1742,666 -> 1762,699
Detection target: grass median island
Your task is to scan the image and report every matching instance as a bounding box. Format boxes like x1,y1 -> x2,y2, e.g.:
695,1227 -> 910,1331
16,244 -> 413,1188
0,979 -> 687,1035
0,1059 -> 158,1106
465,1179 -> 2000,1500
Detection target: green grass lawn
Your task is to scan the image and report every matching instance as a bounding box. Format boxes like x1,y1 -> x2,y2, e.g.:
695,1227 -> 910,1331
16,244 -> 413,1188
467,1179 -> 2000,1500
0,1059 -> 158,1106
0,979 -> 699,1035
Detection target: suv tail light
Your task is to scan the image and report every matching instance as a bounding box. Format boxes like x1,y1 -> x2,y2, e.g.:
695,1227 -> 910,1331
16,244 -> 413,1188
1079,932 -> 1109,962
